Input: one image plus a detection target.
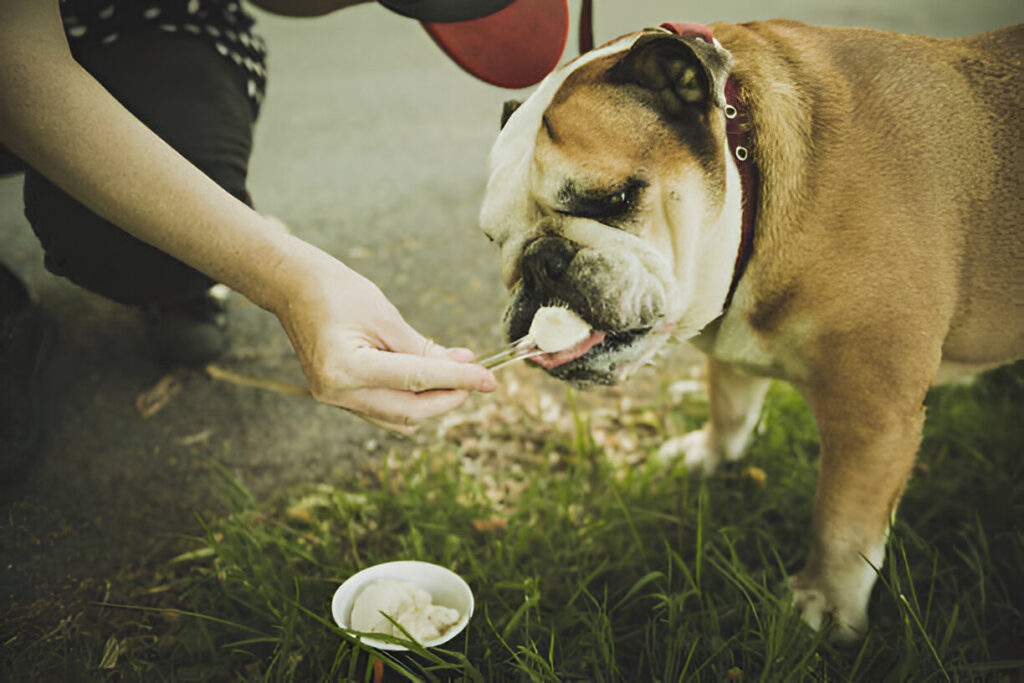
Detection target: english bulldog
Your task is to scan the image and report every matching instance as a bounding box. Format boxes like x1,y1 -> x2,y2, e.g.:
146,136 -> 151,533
478,19 -> 1023,642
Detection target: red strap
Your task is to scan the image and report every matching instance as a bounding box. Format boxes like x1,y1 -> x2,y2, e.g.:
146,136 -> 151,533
722,77 -> 758,308
660,21 -> 758,309
578,0 -> 593,53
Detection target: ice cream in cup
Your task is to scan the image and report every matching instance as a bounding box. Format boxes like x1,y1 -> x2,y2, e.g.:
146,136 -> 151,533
332,561 -> 474,651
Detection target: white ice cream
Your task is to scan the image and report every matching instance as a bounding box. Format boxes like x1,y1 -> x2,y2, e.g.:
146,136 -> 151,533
529,306 -> 592,353
349,579 -> 461,643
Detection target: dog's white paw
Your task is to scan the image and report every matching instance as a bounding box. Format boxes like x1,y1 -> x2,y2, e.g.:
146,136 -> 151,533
658,429 -> 722,474
790,571 -> 869,645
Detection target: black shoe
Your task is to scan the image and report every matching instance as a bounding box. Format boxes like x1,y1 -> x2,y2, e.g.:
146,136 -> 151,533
143,286 -> 230,367
1,264 -> 55,478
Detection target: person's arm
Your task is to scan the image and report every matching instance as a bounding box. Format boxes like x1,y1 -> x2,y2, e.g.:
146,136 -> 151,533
245,0 -> 373,18
0,0 -> 495,433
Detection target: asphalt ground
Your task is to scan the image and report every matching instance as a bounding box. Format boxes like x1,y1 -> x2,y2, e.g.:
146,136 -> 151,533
2,0 -> 1020,626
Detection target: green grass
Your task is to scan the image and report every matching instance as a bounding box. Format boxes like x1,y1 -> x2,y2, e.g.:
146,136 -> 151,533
3,364 -> 1022,681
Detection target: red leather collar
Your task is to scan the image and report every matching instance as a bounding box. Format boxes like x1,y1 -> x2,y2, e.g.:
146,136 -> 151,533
660,22 -> 758,310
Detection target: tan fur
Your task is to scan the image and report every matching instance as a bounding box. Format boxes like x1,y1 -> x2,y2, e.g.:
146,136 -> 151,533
481,20 -> 1023,641
714,21 -> 1023,365
701,22 -> 1023,640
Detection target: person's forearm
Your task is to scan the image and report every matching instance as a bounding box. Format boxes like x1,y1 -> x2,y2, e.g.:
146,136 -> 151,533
1,0 -> 497,431
0,0 -> 316,313
245,0 -> 372,18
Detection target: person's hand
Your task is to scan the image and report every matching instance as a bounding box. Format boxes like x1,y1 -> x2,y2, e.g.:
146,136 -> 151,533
271,242 -> 496,434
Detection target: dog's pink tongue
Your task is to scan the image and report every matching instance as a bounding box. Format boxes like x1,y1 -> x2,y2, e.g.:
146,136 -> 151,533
533,331 -> 607,369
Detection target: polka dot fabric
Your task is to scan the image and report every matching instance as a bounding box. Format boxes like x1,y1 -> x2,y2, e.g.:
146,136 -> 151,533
59,0 -> 267,114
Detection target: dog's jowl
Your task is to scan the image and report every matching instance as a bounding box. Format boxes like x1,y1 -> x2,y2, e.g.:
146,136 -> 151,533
479,20 -> 1023,642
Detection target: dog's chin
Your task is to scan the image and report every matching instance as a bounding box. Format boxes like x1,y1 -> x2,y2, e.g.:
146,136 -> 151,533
536,328 -> 670,386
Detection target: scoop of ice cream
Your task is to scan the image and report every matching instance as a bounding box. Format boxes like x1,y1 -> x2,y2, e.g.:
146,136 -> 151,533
349,579 -> 461,643
529,306 -> 592,353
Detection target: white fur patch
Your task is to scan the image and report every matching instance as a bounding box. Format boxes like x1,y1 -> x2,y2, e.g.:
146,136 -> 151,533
658,429 -> 718,473
480,34 -> 644,282
791,537 -> 886,643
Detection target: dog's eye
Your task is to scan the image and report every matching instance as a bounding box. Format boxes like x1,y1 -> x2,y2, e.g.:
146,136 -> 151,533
558,179 -> 646,224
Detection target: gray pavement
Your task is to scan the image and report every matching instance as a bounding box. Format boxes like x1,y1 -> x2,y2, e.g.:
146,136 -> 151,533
2,0 -> 1020,617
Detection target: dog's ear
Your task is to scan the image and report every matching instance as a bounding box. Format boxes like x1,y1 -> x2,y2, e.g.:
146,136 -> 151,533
608,33 -> 732,114
500,99 -> 523,129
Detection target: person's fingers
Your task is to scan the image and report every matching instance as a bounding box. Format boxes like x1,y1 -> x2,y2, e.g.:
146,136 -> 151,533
340,386 -> 473,425
365,314 -> 496,388
374,311 -> 442,356
446,347 -> 476,363
358,413 -> 418,437
347,346 -> 496,394
375,315 -> 483,365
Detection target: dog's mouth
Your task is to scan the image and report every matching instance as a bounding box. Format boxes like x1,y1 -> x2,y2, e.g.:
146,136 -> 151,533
506,308 -> 655,382
533,327 -> 654,368
531,330 -> 608,369
503,261 -> 666,383
503,285 -> 665,381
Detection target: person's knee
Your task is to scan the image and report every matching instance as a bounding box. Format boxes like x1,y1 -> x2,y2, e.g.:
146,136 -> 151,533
20,29 -> 257,306
23,171 -> 215,306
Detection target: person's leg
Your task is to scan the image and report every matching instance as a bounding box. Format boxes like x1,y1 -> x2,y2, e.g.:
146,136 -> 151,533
22,27 -> 258,365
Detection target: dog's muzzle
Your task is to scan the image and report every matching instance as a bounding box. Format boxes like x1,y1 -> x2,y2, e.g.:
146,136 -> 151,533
503,234 -> 667,384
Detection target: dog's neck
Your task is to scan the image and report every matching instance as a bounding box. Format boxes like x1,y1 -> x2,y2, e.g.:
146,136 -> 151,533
660,22 -> 759,311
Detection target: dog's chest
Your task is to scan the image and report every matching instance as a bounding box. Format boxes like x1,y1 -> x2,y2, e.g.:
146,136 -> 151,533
690,300 -> 796,379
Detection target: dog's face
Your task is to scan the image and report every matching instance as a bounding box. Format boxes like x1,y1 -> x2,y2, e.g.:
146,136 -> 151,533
480,30 -> 744,384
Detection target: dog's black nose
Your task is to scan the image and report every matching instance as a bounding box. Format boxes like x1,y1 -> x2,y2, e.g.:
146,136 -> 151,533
522,236 -> 580,285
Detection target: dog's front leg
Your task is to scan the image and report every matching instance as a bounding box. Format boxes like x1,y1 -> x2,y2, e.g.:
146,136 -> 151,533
791,374 -> 927,643
659,357 -> 771,473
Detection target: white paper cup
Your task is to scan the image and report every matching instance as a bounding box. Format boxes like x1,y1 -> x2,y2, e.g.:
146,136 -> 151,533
331,561 -> 474,651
